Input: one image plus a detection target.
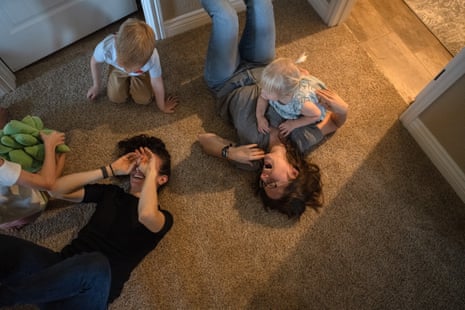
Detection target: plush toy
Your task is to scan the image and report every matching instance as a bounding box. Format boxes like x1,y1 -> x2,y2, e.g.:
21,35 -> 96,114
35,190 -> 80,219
0,115 -> 70,172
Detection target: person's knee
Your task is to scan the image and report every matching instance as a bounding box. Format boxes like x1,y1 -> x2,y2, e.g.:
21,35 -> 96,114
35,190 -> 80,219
132,93 -> 152,105
107,89 -> 128,103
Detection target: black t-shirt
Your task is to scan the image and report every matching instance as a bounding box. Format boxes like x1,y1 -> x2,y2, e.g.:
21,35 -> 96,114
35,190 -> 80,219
60,183 -> 173,302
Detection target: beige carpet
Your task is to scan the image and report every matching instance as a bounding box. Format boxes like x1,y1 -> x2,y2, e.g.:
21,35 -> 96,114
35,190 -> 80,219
404,0 -> 465,55
2,0 -> 465,309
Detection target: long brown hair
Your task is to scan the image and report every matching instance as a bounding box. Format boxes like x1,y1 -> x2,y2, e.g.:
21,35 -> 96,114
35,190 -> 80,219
257,140 -> 323,219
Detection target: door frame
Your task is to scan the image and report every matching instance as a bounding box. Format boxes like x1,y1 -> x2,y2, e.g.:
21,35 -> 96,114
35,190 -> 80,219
399,48 -> 465,203
307,0 -> 357,26
141,0 -> 165,40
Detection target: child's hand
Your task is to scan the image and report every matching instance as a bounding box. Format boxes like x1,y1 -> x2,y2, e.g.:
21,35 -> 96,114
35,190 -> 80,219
278,120 -> 295,137
87,85 -> 100,100
40,130 -> 65,149
160,95 -> 179,113
257,116 -> 270,134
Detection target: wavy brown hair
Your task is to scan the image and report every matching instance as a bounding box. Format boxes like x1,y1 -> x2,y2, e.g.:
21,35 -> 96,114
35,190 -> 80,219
256,140 -> 322,219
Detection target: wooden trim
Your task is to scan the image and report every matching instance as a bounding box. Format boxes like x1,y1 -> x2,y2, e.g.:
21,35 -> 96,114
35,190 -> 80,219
141,0 -> 165,40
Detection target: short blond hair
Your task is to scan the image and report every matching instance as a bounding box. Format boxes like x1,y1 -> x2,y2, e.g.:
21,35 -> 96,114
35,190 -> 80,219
260,58 -> 301,97
116,18 -> 156,69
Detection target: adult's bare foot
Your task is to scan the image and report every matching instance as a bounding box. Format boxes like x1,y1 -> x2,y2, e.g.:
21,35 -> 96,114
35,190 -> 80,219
0,107 -> 9,128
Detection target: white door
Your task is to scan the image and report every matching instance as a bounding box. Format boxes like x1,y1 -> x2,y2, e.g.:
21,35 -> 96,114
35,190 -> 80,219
0,0 -> 137,72
307,0 -> 357,26
400,49 -> 465,203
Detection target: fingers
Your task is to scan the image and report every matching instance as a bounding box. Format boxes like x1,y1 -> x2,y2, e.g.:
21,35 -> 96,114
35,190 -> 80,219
162,102 -> 178,113
162,95 -> 179,113
245,144 -> 265,159
258,124 -> 270,134
167,94 -> 179,102
41,130 -> 66,146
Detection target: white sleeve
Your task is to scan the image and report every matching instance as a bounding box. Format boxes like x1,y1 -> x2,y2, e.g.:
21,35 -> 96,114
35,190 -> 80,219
92,39 -> 106,63
0,159 -> 21,186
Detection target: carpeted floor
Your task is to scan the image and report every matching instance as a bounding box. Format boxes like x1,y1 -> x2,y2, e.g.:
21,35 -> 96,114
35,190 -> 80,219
1,0 -> 465,309
403,0 -> 465,55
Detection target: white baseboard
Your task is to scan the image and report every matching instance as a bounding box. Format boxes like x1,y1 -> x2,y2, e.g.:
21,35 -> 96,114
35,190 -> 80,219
163,0 -> 246,39
407,119 -> 465,203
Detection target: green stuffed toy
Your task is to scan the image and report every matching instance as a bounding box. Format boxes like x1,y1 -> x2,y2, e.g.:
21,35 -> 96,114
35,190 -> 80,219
0,115 -> 70,172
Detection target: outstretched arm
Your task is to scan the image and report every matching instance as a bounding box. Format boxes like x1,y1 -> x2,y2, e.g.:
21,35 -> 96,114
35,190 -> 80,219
198,133 -> 265,166
50,152 -> 138,202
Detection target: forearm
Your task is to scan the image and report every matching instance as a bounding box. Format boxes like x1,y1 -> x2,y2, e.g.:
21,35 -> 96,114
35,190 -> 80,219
90,56 -> 102,88
330,110 -> 348,128
138,170 -> 165,232
256,96 -> 268,119
34,139 -> 59,189
151,76 -> 165,111
198,133 -> 235,159
50,166 -> 110,200
198,133 -> 264,165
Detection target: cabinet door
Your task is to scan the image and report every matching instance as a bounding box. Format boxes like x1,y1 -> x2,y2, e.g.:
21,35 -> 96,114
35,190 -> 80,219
0,0 -> 137,71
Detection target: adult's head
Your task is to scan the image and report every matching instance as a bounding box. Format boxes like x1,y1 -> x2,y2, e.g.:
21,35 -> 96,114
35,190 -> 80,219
116,18 -> 156,72
117,134 -> 171,192
257,140 -> 322,219
260,57 -> 301,102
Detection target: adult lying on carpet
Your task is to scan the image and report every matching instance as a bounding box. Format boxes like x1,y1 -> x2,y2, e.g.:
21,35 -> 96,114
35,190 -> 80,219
198,0 -> 348,219
0,135 -> 173,309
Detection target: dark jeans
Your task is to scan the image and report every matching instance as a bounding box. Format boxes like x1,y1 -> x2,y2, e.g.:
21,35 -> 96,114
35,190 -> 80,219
0,235 -> 111,310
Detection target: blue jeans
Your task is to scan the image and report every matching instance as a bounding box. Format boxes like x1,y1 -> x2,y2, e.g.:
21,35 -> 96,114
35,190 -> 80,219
0,235 -> 111,310
202,0 -> 275,89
